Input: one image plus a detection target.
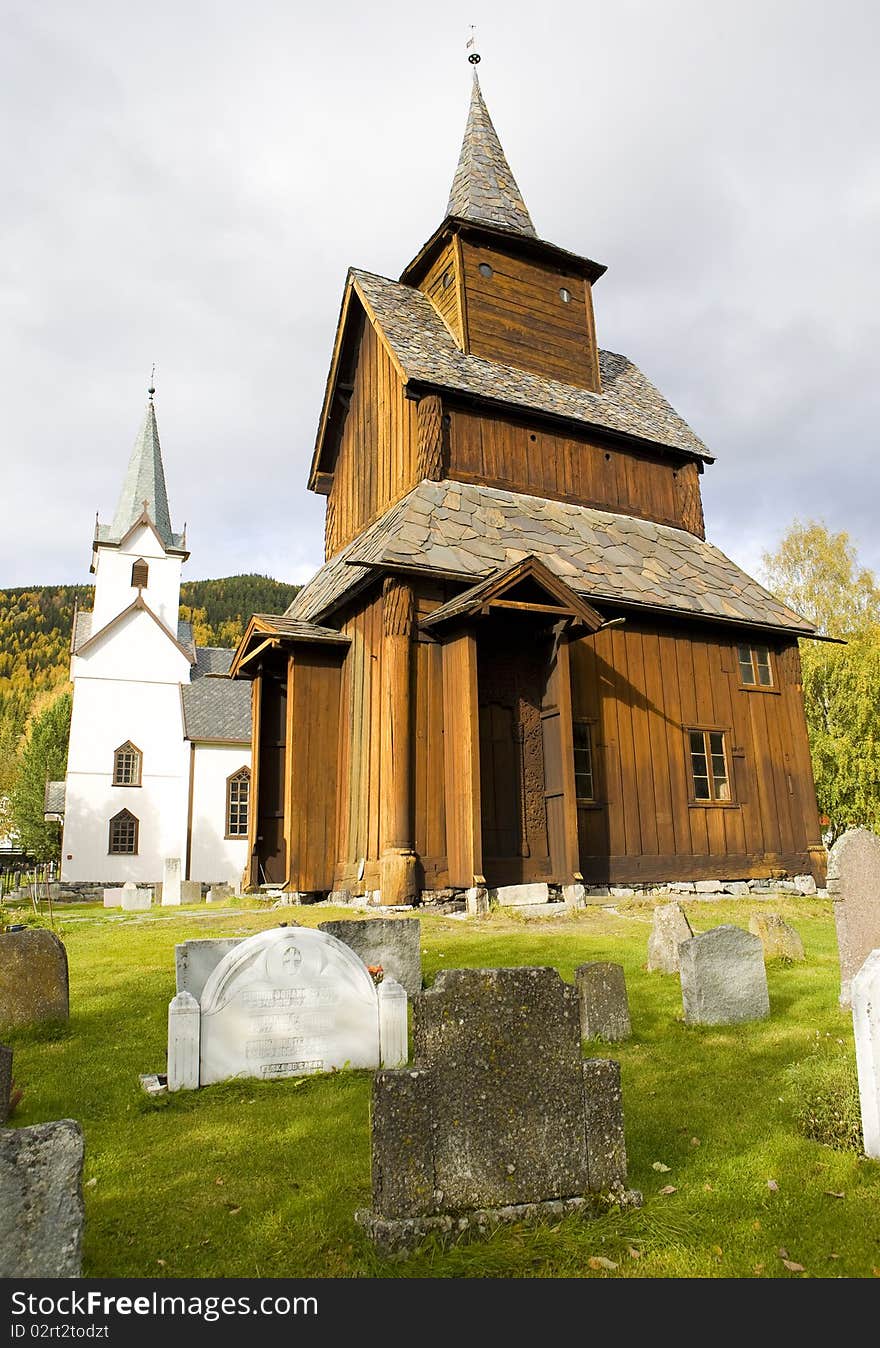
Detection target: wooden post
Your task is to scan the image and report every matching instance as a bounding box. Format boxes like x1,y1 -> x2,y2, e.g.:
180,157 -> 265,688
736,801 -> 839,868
379,577 -> 418,906
246,674 -> 262,891
442,627 -> 483,888
555,634 -> 582,882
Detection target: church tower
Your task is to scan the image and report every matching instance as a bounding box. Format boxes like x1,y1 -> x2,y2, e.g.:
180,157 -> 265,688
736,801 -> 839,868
61,389 -> 195,883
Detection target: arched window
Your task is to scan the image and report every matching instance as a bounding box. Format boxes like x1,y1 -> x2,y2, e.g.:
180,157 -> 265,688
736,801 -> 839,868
109,809 -> 138,855
113,741 -> 142,786
226,767 -> 250,838
131,559 -> 149,588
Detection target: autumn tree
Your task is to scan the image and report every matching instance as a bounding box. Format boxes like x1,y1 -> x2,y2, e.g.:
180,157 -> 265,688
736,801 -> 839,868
763,521 -> 880,840
9,691 -> 72,860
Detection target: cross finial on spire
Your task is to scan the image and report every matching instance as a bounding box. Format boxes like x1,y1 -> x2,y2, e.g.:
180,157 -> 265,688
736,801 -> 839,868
466,24 -> 480,65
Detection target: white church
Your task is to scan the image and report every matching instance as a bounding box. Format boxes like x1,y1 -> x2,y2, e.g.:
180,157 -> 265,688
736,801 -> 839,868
48,389 -> 252,887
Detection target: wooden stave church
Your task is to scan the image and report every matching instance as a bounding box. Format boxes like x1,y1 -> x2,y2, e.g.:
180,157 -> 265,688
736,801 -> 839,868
231,71 -> 825,904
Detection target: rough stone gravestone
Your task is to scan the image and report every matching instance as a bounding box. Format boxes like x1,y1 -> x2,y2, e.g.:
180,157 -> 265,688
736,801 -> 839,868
827,828 -> 880,1006
0,1044 -> 12,1124
199,927 -> 386,1086
748,912 -> 805,962
0,1120 -> 84,1277
176,938 -> 244,1002
180,880 -> 202,904
575,963 -> 631,1041
647,902 -> 694,973
317,918 -> 422,996
852,949 -> 880,1160
357,967 -> 639,1251
162,857 -> 182,907
0,929 -> 69,1029
679,925 -> 769,1026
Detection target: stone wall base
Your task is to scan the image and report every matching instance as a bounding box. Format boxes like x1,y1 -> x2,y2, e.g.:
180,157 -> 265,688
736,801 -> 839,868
355,1184 -> 642,1254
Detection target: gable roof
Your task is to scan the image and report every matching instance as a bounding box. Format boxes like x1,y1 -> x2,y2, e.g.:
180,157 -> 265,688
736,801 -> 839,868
73,608 -> 194,657
287,478 -> 814,638
421,555 -> 606,631
310,271 -> 712,488
446,72 -> 536,238
73,596 -> 196,663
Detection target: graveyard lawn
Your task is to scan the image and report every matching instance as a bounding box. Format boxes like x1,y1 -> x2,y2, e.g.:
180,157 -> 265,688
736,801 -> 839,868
3,898 -> 878,1280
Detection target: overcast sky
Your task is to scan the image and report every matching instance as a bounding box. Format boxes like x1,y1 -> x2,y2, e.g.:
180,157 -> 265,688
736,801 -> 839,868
2,0 -> 878,593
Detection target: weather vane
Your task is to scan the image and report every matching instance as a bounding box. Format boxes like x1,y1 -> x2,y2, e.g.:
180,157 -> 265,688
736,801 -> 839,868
466,24 -> 480,64
148,363 -> 156,401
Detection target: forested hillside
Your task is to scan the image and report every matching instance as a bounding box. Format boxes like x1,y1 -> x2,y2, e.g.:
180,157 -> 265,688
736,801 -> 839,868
0,574 -> 299,820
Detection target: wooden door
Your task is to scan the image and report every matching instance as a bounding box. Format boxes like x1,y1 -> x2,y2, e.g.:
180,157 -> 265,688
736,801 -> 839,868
477,617 -> 552,885
255,669 -> 287,885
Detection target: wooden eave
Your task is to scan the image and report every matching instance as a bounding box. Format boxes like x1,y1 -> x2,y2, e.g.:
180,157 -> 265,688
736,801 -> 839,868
75,595 -> 196,663
308,273 -> 408,494
400,215 -> 607,289
229,613 -> 351,680
420,555 -> 606,633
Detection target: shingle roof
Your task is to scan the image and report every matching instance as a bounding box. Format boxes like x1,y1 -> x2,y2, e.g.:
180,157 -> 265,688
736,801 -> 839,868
446,72 -> 536,238
288,479 -> 813,636
100,398 -> 184,550
44,781 -> 66,817
72,610 -> 194,655
249,614 -> 352,644
351,270 -> 712,462
192,646 -> 234,678
182,658 -> 252,742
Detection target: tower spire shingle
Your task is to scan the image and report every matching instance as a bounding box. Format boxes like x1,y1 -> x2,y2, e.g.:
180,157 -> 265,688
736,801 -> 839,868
109,392 -> 175,547
446,71 -> 536,238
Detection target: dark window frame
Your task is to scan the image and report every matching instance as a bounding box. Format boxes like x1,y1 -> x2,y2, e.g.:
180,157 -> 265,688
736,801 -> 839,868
572,717 -> 599,806
112,740 -> 142,787
225,766 -> 251,839
685,726 -> 735,806
736,643 -> 778,693
108,809 -> 139,855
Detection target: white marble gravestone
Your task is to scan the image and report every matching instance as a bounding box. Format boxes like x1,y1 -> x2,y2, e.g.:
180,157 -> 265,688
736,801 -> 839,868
199,927 -> 382,1086
162,858 -> 182,907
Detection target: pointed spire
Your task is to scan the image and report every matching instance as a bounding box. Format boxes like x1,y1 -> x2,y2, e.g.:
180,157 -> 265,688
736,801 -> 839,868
109,391 -> 175,548
446,70 -> 537,237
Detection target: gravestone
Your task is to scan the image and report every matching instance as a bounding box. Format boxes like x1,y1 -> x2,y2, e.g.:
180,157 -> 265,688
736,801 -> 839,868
318,918 -> 422,996
748,912 -> 805,962
852,949 -> 880,1160
168,992 -> 200,1092
0,1045 -> 12,1124
207,883 -> 233,904
121,882 -> 151,912
357,967 -> 639,1251
162,857 -> 182,907
647,902 -> 694,973
103,888 -> 122,909
199,926 -> 387,1086
679,925 -> 769,1026
176,938 -> 244,1002
0,1120 -> 84,1277
180,880 -> 202,904
0,929 -> 69,1029
827,828 -> 880,1006
575,963 -> 631,1041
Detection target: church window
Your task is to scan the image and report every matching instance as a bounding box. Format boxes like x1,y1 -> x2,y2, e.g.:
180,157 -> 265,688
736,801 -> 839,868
113,741 -> 142,786
478,262 -> 493,278
109,809 -> 138,854
559,286 -> 572,303
441,269 -> 453,289
131,559 -> 149,588
572,721 -> 596,803
737,644 -> 774,688
226,768 -> 250,838
687,729 -> 731,803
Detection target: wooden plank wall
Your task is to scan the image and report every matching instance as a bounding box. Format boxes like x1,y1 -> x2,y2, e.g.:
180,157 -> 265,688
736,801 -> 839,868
332,590 -> 384,891
287,648 -> 343,892
459,239 -> 600,390
325,322 -> 421,557
448,405 -> 702,534
568,622 -> 821,882
415,237 -> 463,345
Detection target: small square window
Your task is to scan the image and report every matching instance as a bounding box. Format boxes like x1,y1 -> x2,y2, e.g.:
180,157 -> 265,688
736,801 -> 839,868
687,729 -> 731,803
738,645 -> 773,689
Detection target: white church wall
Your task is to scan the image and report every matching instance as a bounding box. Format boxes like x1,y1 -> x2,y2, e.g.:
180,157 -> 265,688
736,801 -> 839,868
72,605 -> 192,686
189,743 -> 251,885
62,672 -> 189,883
91,524 -> 182,635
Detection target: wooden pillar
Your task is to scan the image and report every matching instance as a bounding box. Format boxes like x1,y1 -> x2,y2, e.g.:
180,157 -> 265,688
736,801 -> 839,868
379,577 -> 418,905
246,674 -> 262,891
554,634 -> 582,882
442,627 -> 483,888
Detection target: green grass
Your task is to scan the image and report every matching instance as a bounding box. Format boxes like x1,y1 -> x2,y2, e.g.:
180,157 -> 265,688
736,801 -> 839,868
3,898 -> 879,1279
